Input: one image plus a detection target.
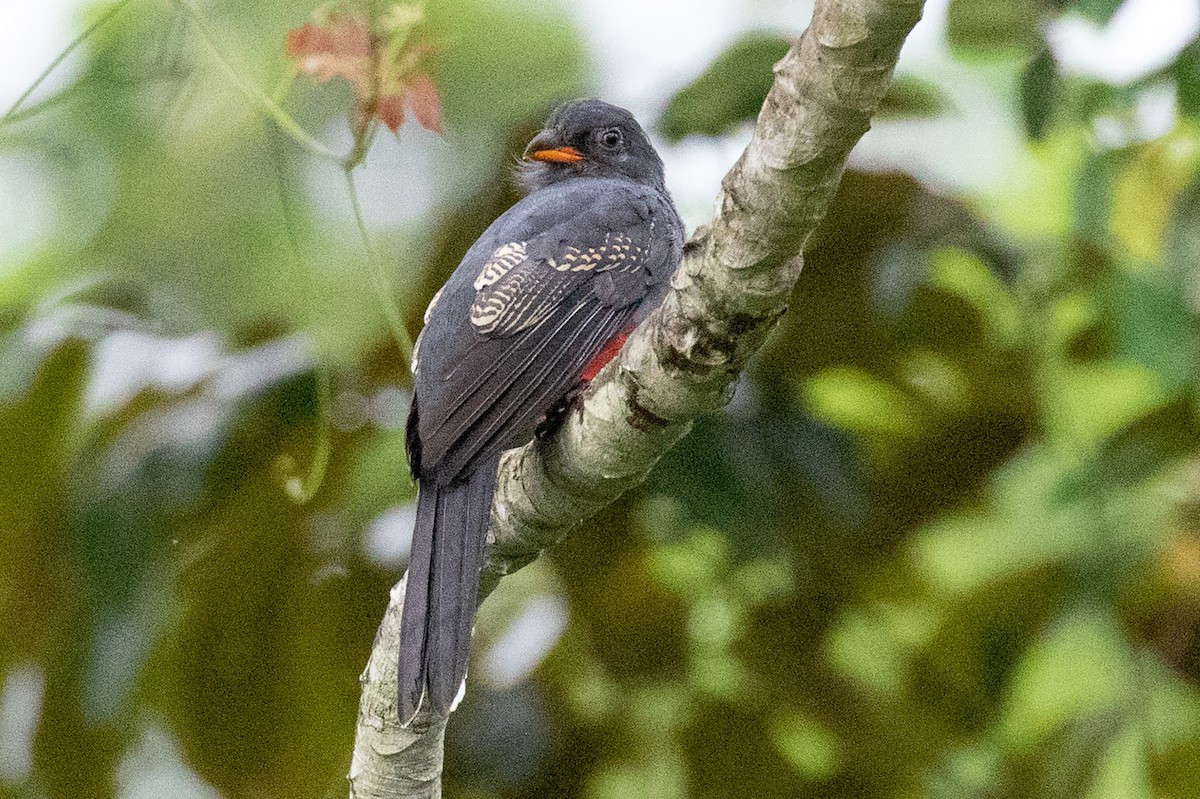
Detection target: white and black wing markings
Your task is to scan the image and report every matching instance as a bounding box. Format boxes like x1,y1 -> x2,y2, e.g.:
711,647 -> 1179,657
468,232 -> 649,337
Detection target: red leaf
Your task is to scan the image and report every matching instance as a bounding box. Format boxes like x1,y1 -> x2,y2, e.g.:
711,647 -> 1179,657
405,72 -> 442,134
286,5 -> 444,137
285,14 -> 371,94
376,94 -> 406,133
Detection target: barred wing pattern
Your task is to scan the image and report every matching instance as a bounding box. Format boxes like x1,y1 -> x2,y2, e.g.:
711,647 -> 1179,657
411,183 -> 672,484
468,232 -> 650,337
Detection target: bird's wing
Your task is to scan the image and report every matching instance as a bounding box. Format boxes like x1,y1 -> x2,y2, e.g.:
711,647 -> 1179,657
411,183 -> 672,482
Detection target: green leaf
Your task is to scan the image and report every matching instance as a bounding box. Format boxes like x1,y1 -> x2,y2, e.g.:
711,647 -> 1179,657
1176,38 -> 1200,119
946,0 -> 1039,54
1057,362 -> 1162,445
1100,269 -> 1198,393
660,37 -> 947,142
658,33 -> 789,142
587,751 -> 688,799
648,528 -> 730,601
1073,151 -> 1116,241
805,366 -> 924,440
928,247 -> 1022,349
1020,49 -> 1059,140
1164,169 -> 1200,311
1086,723 -> 1153,799
1111,135 -> 1200,264
1091,394 -> 1200,488
1070,0 -> 1126,25
825,610 -> 909,696
876,76 -> 947,119
1001,606 -> 1129,750
770,713 -> 841,781
908,445 -> 1160,597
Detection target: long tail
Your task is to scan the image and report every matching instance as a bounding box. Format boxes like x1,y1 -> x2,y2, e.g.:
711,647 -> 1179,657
397,456 -> 499,723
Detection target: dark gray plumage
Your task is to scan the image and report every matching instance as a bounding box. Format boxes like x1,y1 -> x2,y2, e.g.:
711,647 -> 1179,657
399,99 -> 683,722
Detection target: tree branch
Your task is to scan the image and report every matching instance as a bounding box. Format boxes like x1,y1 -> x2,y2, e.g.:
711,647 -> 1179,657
349,578 -> 447,798
348,0 -> 925,795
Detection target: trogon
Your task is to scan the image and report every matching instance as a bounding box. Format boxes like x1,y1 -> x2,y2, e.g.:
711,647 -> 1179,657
399,99 -> 684,722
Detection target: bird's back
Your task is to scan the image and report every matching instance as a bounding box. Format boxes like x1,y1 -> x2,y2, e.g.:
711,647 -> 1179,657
409,175 -> 681,484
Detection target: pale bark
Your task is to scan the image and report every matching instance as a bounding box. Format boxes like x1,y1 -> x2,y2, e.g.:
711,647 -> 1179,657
349,0 -> 926,795
349,580 -> 447,798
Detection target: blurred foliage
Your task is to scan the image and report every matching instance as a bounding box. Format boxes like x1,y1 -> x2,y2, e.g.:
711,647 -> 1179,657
946,0 -> 1041,54
2,0 -> 1200,798
658,34 -> 788,142
658,33 -> 944,142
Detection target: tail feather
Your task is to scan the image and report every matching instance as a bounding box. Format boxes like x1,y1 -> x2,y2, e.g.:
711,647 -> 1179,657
452,466 -> 496,692
397,458 -> 498,722
397,484 -> 436,720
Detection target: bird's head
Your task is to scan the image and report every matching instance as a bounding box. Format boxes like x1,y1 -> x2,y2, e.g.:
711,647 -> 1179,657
519,99 -> 665,192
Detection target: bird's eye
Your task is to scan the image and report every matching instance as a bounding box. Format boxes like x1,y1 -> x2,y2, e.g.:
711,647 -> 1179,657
600,128 -> 623,150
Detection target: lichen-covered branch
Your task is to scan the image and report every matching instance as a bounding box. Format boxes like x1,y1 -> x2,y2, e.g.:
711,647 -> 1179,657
349,577 -> 447,798
349,0 -> 925,795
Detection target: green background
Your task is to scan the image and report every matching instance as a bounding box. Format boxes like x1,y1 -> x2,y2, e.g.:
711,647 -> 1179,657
2,0 -> 1199,797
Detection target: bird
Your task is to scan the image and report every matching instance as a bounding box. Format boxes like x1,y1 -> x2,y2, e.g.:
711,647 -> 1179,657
398,99 -> 684,722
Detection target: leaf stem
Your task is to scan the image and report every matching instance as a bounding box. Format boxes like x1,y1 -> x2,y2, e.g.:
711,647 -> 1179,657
0,82 -> 80,127
270,128 -> 334,503
344,170 -> 414,363
342,118 -> 379,171
280,364 -> 332,503
172,0 -> 344,163
1,0 -> 134,125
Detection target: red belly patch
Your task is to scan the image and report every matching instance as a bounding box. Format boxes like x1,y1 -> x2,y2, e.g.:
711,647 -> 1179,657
582,326 -> 635,381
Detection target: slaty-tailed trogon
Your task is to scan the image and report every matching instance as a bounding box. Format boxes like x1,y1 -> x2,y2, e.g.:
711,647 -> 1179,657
399,99 -> 684,722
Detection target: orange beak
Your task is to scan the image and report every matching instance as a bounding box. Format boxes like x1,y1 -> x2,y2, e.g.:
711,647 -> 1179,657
526,146 -> 584,164
523,129 -> 584,163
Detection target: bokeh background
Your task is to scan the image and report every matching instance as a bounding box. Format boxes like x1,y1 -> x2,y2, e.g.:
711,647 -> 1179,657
3,0 -> 1200,796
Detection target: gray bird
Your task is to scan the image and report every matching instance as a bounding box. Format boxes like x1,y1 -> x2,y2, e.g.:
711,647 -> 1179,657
400,99 -> 684,722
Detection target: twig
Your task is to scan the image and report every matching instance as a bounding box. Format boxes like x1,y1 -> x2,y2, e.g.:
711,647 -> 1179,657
344,171 -> 415,362
1,0 -> 135,124
172,0 -> 344,163
271,129 -> 334,504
